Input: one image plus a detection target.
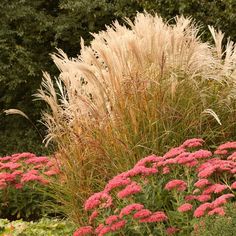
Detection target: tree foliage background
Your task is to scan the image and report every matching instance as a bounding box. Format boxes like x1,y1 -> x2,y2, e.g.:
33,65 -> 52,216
0,0 -> 235,155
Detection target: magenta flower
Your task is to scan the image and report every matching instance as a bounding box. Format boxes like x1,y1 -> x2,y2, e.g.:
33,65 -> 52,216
104,175 -> 131,192
110,219 -> 126,231
25,156 -> 49,164
0,162 -> 21,170
84,192 -> 112,211
117,182 -> 142,199
212,194 -> 234,208
193,150 -> 212,159
119,203 -> 144,218
135,155 -> 161,167
181,138 -> 204,148
163,147 -> 186,159
194,203 -> 212,218
231,181 -> 236,189
217,142 -> 236,151
105,215 -> 119,225
126,165 -> 157,177
139,211 -> 168,223
73,226 -> 93,236
196,194 -> 211,202
165,179 -> 187,191
198,166 -> 217,178
177,203 -> 193,212
194,179 -> 211,188
208,207 -> 225,216
133,209 -> 152,219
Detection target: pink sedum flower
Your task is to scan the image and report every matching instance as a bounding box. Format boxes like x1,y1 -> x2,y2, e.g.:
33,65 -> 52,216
212,194 -> 234,208
181,138 -> 204,148
84,192 -> 112,211
139,211 -> 168,223
214,149 -> 228,155
165,179 -> 187,191
126,165 -> 157,177
194,203 -> 212,218
73,226 -> 93,236
0,162 -> 21,170
25,156 -> 49,164
193,150 -> 212,159
177,203 -> 193,212
194,179 -> 211,188
98,226 -> 111,236
104,176 -> 131,192
231,181 -> 236,189
196,194 -> 211,202
164,147 -> 186,159
119,203 -> 144,218
133,209 -> 152,219
217,142 -> 236,151
208,207 -> 225,216
213,184 -> 228,193
135,155 -> 161,167
117,182 -> 142,198
105,215 -> 119,225
198,166 -> 216,178
110,219 -> 126,231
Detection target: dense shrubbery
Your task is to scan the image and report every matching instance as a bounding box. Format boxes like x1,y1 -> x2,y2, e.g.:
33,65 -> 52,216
74,139 -> 236,235
193,202 -> 236,236
0,152 -> 60,220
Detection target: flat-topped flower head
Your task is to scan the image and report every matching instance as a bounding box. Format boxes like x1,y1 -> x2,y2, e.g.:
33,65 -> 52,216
73,226 -> 93,236
208,207 -> 225,216
194,179 -> 211,188
135,155 -> 161,167
181,138 -> 204,148
117,182 -> 142,199
165,179 -> 187,191
139,211 -> 168,223
194,203 -> 212,218
119,203 -> 144,218
133,209 -> 152,219
84,192 -> 112,211
177,203 -> 193,212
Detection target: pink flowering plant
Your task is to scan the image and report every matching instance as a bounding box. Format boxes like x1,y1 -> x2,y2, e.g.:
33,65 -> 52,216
74,139 -> 236,235
0,152 -> 60,220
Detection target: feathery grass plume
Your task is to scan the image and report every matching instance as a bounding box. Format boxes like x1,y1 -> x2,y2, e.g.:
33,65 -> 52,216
4,109 -> 30,120
37,12 -> 236,223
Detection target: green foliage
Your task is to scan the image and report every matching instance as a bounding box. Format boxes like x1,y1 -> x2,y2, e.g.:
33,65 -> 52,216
138,0 -> 236,42
0,218 -> 75,236
192,203 -> 236,236
0,184 -> 49,221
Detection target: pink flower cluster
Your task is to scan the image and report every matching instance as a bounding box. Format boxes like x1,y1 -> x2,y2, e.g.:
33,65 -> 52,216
74,139 -> 236,235
0,152 -> 60,190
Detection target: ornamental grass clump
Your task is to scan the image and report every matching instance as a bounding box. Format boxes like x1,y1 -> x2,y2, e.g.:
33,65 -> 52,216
74,139 -> 236,235
37,12 -> 236,223
0,152 -> 60,220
